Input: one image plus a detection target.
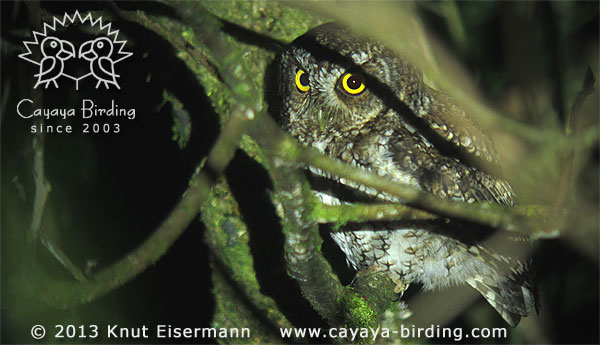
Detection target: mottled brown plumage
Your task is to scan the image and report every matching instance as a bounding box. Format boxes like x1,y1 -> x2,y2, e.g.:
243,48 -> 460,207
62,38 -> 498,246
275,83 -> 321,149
275,23 -> 539,326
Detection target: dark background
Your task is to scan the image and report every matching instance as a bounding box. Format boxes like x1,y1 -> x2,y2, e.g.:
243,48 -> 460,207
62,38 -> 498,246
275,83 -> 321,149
1,1 -> 598,344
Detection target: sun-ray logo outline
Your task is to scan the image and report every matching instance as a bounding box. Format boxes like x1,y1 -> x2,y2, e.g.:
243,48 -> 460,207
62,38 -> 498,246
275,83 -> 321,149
19,10 -> 132,90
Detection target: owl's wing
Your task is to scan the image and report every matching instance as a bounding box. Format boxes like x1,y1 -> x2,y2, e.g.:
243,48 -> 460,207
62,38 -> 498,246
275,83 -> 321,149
470,169 -> 515,205
423,87 -> 500,165
466,249 -> 540,327
381,58 -> 502,172
386,123 -> 515,206
417,160 -> 515,206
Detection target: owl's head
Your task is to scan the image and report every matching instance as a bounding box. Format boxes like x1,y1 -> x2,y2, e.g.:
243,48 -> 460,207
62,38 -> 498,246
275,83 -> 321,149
276,23 -> 418,145
274,23 -> 500,167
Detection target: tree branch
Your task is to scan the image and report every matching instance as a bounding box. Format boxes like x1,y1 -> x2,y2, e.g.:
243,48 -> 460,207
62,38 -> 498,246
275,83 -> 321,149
28,122 -> 51,242
269,158 -> 346,326
311,201 -> 437,225
40,233 -> 87,283
554,68 -> 596,208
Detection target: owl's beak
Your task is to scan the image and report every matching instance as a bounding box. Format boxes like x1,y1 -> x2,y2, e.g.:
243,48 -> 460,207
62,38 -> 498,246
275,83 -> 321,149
316,109 -> 327,132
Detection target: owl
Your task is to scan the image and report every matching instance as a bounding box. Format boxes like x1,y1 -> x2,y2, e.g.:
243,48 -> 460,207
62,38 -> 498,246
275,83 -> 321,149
274,23 -> 539,326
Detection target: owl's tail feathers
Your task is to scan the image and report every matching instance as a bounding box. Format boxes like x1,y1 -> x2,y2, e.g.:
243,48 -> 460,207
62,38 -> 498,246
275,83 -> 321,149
466,269 -> 540,327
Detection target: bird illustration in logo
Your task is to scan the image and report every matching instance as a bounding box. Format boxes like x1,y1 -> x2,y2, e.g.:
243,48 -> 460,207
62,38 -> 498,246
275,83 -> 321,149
79,37 -> 120,89
34,36 -> 76,89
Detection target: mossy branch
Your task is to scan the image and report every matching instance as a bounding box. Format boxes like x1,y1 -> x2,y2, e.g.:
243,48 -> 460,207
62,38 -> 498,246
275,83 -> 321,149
269,158 -> 347,326
311,201 -> 437,226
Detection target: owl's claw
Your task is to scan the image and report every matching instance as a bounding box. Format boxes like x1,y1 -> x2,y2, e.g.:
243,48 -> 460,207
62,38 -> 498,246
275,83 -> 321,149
389,275 -> 410,296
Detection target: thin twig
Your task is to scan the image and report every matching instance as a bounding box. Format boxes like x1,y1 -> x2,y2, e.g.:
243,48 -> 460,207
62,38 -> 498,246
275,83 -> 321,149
312,201 -> 437,225
206,104 -> 255,173
554,68 -> 596,208
40,233 -> 87,282
28,133 -> 51,242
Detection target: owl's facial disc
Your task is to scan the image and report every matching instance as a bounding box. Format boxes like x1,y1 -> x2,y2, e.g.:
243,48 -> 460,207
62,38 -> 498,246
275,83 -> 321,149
290,57 -> 383,133
278,29 -> 392,140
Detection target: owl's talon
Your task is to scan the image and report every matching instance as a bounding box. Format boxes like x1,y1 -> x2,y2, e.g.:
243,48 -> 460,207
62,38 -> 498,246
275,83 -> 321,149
390,277 -> 409,296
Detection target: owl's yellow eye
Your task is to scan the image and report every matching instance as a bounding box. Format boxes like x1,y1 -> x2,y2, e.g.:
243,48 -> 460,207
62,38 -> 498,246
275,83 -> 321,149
295,69 -> 310,92
341,72 -> 365,95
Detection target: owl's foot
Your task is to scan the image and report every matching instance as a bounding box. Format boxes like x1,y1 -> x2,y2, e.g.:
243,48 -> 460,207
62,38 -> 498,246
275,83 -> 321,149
390,275 -> 410,296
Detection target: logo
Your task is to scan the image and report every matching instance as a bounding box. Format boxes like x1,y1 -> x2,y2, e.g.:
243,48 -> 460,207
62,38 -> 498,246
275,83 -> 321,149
19,10 -> 132,90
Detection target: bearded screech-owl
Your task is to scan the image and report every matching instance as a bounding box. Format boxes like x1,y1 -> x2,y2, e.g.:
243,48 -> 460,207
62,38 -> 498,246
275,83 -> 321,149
274,23 -> 539,326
